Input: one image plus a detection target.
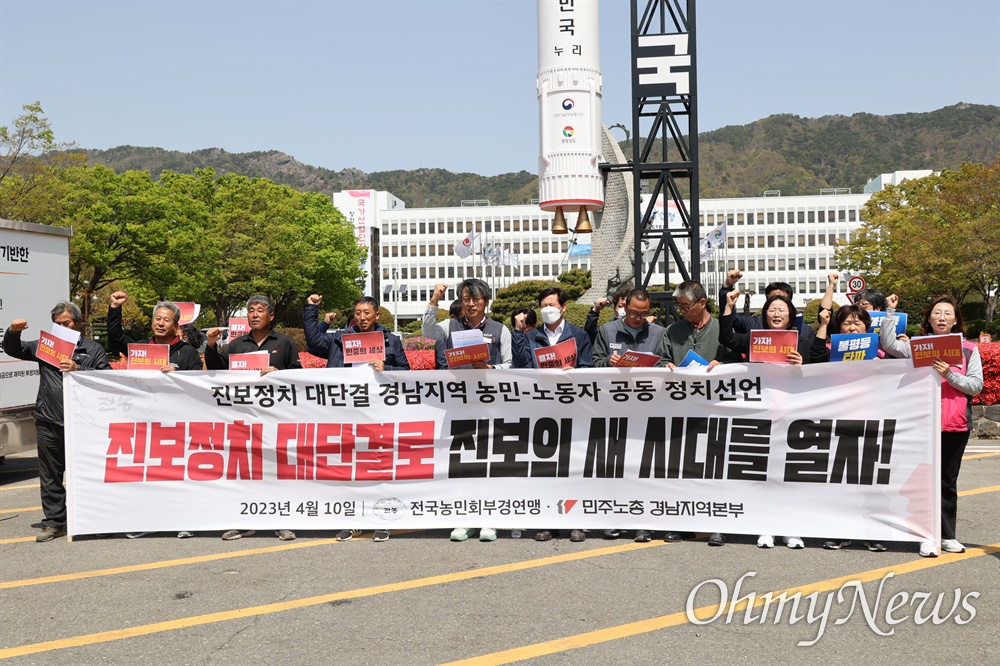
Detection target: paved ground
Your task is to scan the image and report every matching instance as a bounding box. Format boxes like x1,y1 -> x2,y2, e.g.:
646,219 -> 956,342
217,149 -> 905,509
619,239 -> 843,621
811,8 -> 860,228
1,443 -> 997,665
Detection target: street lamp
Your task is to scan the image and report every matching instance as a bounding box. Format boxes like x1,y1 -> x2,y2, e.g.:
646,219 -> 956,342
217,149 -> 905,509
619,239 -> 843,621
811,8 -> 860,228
75,279 -> 99,338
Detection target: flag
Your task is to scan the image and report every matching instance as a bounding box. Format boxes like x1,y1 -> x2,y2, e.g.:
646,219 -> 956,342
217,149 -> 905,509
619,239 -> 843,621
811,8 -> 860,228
699,222 -> 727,262
454,232 -> 482,259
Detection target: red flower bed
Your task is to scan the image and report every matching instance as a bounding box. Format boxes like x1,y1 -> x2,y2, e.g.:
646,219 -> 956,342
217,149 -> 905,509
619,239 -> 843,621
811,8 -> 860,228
973,341 -> 1000,406
405,349 -> 436,370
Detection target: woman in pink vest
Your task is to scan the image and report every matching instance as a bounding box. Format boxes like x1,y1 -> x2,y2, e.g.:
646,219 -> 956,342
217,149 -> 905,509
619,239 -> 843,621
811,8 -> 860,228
880,295 -> 984,558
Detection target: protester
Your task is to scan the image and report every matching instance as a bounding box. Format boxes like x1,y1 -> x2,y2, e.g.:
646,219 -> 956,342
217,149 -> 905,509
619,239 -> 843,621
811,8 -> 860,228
510,307 -> 537,332
179,324 -> 205,369
205,295 -> 301,377
719,270 -> 816,344
304,294 -> 409,373
593,289 -> 664,367
510,286 -> 591,542
108,292 -> 203,372
304,293 -> 408,543
651,280 -> 727,545
3,302 -> 111,542
880,294 -> 984,557
655,280 -> 728,371
853,288 -> 887,312
584,287 -> 630,343
512,286 -> 593,371
428,280 -> 511,375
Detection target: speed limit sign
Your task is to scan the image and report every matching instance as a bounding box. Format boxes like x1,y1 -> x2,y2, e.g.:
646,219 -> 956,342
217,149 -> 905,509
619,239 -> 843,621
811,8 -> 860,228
848,276 -> 866,292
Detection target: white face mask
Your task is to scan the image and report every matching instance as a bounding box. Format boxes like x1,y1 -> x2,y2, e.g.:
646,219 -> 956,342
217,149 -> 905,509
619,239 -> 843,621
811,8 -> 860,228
616,308 -> 626,318
540,306 -> 563,325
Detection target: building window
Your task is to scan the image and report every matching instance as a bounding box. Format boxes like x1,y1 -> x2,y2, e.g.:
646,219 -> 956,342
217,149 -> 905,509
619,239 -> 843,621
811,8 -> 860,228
808,258 -> 816,270
768,235 -> 775,248
808,211 -> 815,223
768,259 -> 775,271
797,234 -> 805,246
504,220 -> 511,232
767,212 -> 774,224
799,281 -> 807,293
819,257 -> 826,270
738,237 -> 745,248
447,222 -> 454,233
748,259 -> 756,271
849,209 -> 857,222
448,267 -> 455,278
419,245 -> 427,256
738,260 -> 745,270
838,210 -> 846,221
382,246 -> 389,257
778,258 -> 786,270
777,212 -> 785,223
391,246 -> 399,257
728,237 -> 735,249
746,236 -> 754,248
818,211 -> 826,223
777,236 -> 785,248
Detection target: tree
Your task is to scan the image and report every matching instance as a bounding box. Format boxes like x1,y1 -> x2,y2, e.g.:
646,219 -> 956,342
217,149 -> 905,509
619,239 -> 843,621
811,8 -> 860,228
835,159 -> 1000,323
557,268 -> 591,300
0,101 -> 82,221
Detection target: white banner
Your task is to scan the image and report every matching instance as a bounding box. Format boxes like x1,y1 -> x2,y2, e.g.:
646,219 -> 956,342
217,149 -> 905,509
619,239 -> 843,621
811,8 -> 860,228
65,363 -> 940,542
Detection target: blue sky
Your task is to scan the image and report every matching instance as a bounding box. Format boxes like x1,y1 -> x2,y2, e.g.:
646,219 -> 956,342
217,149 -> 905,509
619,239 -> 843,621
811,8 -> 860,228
2,0 -> 998,176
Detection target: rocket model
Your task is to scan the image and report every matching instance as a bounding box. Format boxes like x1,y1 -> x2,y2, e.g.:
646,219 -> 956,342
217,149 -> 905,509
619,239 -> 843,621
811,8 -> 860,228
537,0 -> 603,234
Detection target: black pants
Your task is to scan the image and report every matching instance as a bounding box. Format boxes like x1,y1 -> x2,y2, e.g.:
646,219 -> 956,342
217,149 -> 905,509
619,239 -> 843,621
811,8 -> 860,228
36,420 -> 67,529
941,430 -> 970,540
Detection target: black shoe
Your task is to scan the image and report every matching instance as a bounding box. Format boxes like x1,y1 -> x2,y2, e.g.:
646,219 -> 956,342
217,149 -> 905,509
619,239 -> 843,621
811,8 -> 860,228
823,540 -> 852,550
866,541 -> 887,552
534,530 -> 553,542
634,530 -> 652,543
663,531 -> 683,542
602,529 -> 621,539
36,526 -> 67,542
568,529 -> 587,542
707,532 -> 726,546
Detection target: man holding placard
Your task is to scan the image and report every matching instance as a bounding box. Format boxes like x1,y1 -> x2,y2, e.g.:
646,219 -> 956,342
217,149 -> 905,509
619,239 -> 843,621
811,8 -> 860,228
592,289 -> 663,368
205,295 -> 301,375
512,286 -> 592,370
108,292 -> 203,372
303,295 -> 408,372
431,279 -> 511,370
656,280 -> 729,370
3,302 -> 111,542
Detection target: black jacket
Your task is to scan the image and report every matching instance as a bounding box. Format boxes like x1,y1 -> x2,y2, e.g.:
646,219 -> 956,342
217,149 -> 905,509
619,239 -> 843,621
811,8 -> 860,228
107,306 -> 203,371
3,329 -> 111,426
303,303 -> 409,370
205,329 -> 302,370
718,312 -> 829,364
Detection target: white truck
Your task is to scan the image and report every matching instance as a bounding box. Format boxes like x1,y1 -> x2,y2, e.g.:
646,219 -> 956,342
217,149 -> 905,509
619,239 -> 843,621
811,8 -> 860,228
0,218 -> 73,460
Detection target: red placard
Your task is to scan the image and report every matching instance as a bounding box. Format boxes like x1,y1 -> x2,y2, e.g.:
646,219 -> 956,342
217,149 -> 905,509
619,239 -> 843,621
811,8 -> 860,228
342,331 -> 386,364
175,302 -> 201,326
228,318 -> 250,339
229,352 -> 269,370
910,334 -> 963,368
445,343 -> 490,368
615,350 -> 660,368
533,339 -> 578,369
127,344 -> 170,370
36,330 -> 76,368
749,330 -> 799,364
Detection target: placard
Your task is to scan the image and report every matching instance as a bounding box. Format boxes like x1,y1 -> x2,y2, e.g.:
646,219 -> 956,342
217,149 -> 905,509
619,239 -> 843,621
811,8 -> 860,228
127,344 -> 170,370
749,330 -> 798,364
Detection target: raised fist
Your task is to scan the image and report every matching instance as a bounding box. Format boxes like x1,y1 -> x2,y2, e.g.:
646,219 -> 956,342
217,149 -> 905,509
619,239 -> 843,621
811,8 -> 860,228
109,291 -> 128,308
9,318 -> 27,332
206,328 -> 223,347
726,289 -> 741,307
827,273 -> 839,286
725,270 -> 743,288
886,294 -> 899,310
307,294 -> 322,305
819,309 -> 831,327
514,312 -> 527,331
594,297 -> 610,312
324,312 -> 337,325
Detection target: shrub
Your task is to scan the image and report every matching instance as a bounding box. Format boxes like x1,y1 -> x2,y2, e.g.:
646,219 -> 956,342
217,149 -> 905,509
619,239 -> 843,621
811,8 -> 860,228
405,349 -> 436,370
973,341 -> 1000,406
403,335 -> 437,351
280,327 -> 306,352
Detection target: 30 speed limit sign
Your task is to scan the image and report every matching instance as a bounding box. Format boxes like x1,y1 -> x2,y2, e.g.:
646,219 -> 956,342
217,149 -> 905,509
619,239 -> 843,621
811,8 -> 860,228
848,276 -> 866,292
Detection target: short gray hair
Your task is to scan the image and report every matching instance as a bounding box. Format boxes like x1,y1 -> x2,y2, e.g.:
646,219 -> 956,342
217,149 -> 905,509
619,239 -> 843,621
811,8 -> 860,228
51,301 -> 84,325
246,294 -> 275,314
674,280 -> 707,303
153,301 -> 181,325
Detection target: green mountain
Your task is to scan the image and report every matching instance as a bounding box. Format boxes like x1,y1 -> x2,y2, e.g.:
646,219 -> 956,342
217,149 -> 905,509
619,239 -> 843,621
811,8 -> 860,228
76,103 -> 999,205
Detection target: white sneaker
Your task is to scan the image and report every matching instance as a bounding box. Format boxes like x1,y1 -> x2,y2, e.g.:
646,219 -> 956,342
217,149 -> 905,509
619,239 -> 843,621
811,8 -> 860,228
941,538 -> 966,553
479,527 -> 497,542
784,536 -> 805,549
919,539 -> 938,558
450,527 -> 472,542
757,535 -> 774,548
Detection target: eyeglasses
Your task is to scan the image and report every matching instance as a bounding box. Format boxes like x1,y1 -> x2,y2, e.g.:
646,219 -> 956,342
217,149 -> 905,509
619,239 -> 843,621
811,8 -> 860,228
461,297 -> 485,304
765,308 -> 790,316
675,301 -> 700,312
626,309 -> 650,318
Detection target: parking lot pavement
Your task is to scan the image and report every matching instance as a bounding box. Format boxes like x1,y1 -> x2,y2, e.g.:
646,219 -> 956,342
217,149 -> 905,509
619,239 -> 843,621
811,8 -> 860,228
1,449 -> 997,664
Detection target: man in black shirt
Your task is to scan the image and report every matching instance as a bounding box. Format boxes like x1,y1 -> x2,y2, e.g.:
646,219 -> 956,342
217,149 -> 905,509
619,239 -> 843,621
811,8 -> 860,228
205,295 -> 302,375
108,292 -> 203,371
3,301 -> 111,542
205,295 -> 301,541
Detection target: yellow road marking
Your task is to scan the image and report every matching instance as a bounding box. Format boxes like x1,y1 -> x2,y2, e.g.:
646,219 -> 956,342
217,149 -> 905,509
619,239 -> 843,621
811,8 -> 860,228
0,505 -> 40,514
444,542 -> 1000,666
0,537 -> 36,545
963,452 -> 1000,460
958,485 -> 1000,497
0,530 -> 429,589
0,540 -> 665,659
0,483 -> 39,491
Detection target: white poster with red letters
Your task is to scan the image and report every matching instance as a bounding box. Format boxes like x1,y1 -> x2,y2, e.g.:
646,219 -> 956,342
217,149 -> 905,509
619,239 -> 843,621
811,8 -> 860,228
64,362 -> 940,542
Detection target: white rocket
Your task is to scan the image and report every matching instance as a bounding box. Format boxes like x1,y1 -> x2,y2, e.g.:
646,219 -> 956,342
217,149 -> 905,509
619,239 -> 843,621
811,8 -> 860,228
537,0 -> 603,234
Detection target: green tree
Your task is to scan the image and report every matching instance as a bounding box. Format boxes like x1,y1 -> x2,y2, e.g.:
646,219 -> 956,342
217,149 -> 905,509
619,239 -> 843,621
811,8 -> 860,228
557,268 -> 591,300
835,159 -> 1000,323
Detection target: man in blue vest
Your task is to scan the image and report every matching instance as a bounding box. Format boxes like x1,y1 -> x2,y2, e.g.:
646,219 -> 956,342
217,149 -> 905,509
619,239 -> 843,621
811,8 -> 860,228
431,279 -> 512,371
